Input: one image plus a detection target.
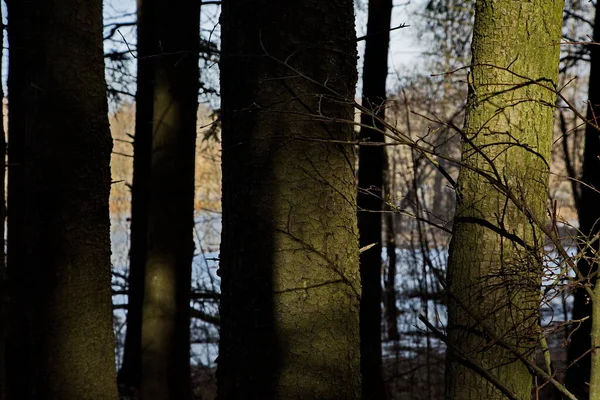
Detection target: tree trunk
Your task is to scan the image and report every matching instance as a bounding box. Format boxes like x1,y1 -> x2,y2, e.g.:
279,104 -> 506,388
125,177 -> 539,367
5,0 -> 118,398
357,0 -> 393,398
0,5 -> 6,398
139,1 -> 200,399
118,0 -> 156,394
444,1 -> 563,399
384,204 -> 399,342
566,2 -> 600,398
217,0 -> 361,398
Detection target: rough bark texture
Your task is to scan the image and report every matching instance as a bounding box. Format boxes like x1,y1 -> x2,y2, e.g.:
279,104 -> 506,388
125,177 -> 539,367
217,0 -> 361,398
357,0 -> 393,398
566,2 -> 600,398
445,1 -> 563,399
139,1 -> 199,399
5,0 -> 118,399
118,0 -> 155,394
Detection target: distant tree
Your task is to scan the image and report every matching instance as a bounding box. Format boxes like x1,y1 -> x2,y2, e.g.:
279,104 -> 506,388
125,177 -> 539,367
357,0 -> 393,398
217,0 -> 361,397
0,5 -> 6,399
421,0 -> 473,72
138,0 -> 200,399
418,0 -> 473,222
5,0 -> 118,398
444,0 -> 563,398
566,2 -> 600,398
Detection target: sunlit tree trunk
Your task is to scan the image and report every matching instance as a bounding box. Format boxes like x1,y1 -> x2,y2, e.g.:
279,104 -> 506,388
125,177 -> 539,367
357,0 -> 393,398
566,2 -> 600,399
445,0 -> 563,398
5,0 -> 118,398
217,0 -> 361,398
139,1 -> 200,399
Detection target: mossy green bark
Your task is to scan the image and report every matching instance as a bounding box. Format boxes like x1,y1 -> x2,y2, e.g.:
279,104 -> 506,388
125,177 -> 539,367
445,1 -> 564,399
5,0 -> 118,398
218,0 -> 361,398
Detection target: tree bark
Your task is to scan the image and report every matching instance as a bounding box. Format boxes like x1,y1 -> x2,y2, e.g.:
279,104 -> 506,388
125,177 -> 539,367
139,1 -> 200,399
445,1 -> 563,399
357,0 -> 393,398
566,2 -> 600,399
217,0 -> 361,398
118,0 -> 156,394
5,0 -> 118,398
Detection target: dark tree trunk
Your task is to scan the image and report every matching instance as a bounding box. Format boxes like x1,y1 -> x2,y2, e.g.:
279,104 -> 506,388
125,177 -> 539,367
384,202 -> 399,342
5,0 -> 118,398
139,1 -> 200,399
566,2 -> 600,398
217,0 -> 361,397
117,0 -> 156,394
357,0 -> 393,398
